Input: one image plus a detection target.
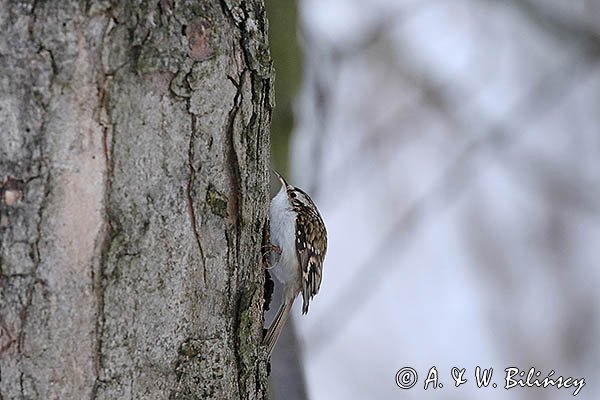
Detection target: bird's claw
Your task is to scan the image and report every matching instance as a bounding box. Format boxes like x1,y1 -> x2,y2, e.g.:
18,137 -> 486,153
262,244 -> 282,269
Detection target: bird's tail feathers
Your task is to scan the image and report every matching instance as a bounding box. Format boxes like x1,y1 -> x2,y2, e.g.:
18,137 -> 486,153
263,300 -> 294,356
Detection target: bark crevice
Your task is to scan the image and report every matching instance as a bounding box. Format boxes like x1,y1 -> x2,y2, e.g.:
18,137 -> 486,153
224,71 -> 246,395
185,114 -> 207,285
91,14 -> 116,396
18,155 -> 51,354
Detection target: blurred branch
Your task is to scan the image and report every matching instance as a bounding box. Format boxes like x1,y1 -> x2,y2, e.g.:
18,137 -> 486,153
502,153 -> 600,221
300,65 -> 330,196
298,2 -> 434,195
308,51 -> 600,357
316,61 -> 467,197
314,0 -> 600,196
492,0 -> 600,54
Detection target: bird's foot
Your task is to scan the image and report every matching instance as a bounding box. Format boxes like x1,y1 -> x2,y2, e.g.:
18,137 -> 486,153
262,244 -> 282,269
262,243 -> 281,256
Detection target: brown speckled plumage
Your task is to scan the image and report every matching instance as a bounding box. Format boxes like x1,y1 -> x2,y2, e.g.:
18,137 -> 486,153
289,186 -> 327,314
263,171 -> 328,356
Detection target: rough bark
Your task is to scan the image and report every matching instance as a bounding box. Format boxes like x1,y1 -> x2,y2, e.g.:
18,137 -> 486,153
0,1 -> 273,399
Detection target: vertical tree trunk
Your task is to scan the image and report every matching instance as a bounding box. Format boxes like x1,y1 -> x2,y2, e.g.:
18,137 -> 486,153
0,1 -> 272,398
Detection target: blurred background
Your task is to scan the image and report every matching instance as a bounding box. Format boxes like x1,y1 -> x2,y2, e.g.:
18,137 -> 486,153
265,0 -> 600,399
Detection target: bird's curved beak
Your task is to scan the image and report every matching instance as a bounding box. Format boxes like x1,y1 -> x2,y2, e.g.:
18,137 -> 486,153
272,169 -> 288,188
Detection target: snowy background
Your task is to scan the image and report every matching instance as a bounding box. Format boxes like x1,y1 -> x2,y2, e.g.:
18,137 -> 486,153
273,0 -> 600,399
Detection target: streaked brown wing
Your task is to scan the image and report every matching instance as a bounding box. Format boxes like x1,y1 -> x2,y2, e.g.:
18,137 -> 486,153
295,206 -> 327,314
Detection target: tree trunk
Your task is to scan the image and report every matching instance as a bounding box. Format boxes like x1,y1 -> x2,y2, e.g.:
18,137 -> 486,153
0,1 -> 272,399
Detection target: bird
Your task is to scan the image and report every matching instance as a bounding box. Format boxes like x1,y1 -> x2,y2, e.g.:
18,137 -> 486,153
263,170 -> 327,356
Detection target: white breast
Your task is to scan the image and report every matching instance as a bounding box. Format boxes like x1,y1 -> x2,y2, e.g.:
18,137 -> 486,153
269,186 -> 300,288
